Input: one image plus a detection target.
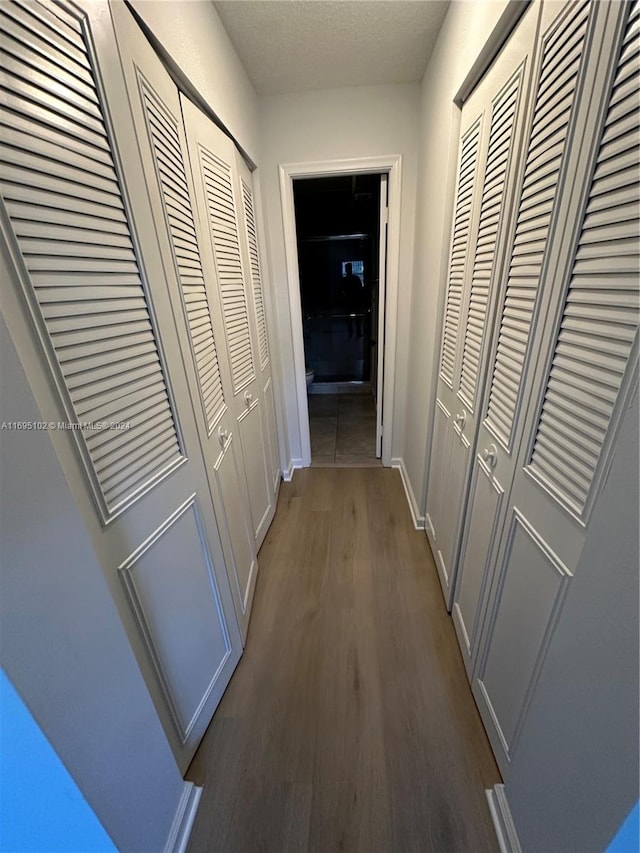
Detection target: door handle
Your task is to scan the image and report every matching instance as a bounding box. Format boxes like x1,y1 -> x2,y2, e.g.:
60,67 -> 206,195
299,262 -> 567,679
454,411 -> 466,430
218,427 -> 230,448
244,391 -> 253,407
482,443 -> 498,468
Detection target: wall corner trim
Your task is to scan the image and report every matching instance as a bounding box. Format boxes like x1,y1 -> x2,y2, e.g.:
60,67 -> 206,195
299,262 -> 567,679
283,459 -> 301,481
164,782 -> 203,853
486,784 -> 523,853
392,457 -> 426,530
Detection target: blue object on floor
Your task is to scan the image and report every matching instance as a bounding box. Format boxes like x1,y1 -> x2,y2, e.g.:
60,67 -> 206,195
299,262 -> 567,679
0,669 -> 116,853
606,801 -> 639,853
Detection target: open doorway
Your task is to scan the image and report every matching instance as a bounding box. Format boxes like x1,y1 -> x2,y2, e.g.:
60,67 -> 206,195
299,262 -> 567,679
279,155 -> 401,470
293,173 -> 387,465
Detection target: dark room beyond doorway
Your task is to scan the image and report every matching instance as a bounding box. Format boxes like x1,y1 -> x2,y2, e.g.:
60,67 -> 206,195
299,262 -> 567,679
293,173 -> 385,465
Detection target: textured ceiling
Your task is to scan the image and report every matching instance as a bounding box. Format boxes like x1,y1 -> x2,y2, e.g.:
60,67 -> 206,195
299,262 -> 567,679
214,1 -> 450,94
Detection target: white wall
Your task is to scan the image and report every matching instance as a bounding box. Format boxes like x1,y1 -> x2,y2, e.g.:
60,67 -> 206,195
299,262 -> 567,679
0,314 -> 186,853
129,0 -> 259,162
403,0 -> 509,514
258,83 -> 421,467
503,387 -> 639,852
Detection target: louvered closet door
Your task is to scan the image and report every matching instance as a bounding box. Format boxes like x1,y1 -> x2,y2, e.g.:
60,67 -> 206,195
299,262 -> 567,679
180,96 -> 269,633
451,0 -> 594,668
425,0 -> 540,609
468,0 -> 638,775
234,155 -> 281,511
0,0 -> 242,772
108,2 -> 257,643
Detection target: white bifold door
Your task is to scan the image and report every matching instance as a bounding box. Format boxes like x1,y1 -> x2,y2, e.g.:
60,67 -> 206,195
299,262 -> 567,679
0,0 -> 281,770
184,100 -> 280,549
451,0 -> 597,662
112,2 -> 280,640
463,0 -> 639,774
426,0 -> 639,776
425,0 -> 540,607
0,0 -> 243,771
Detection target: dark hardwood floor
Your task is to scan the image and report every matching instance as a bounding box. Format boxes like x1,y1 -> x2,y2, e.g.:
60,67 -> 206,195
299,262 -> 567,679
186,468 -> 500,853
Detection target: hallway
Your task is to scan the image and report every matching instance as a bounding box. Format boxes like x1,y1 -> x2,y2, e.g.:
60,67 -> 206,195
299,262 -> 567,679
186,468 -> 500,852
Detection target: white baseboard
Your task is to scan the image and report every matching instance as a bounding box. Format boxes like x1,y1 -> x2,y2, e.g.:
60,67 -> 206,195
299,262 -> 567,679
391,457 -> 425,531
164,781 -> 202,853
282,458 -> 302,481
486,784 -> 522,853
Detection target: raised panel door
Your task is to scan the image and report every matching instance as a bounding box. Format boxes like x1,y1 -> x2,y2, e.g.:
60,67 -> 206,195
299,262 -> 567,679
0,0 -> 243,772
426,0 -> 540,608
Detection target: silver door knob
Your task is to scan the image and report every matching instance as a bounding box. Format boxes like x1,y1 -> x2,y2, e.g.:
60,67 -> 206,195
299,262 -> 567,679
244,391 -> 253,406
218,427 -> 230,447
454,411 -> 466,429
482,443 -> 498,468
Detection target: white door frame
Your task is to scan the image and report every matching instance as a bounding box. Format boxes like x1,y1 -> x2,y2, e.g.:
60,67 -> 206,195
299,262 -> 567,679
278,155 -> 402,467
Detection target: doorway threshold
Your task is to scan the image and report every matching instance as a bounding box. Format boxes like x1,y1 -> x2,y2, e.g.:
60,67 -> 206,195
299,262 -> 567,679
308,381 -> 372,396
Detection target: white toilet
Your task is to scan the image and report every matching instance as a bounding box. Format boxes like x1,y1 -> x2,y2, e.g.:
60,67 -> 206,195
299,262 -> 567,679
305,367 -> 314,387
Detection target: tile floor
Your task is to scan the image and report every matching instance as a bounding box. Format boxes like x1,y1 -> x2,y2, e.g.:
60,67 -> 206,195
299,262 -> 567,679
308,393 -> 382,466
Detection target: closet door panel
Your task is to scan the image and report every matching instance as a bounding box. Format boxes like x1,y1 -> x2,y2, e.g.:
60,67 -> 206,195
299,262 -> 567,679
236,163 -> 281,503
452,0 -> 595,681
457,71 -> 525,414
137,77 -> 226,435
237,396 -> 272,547
441,426 -> 471,585
484,0 -> 592,451
471,0 -> 638,775
527,2 -> 640,519
181,98 -> 273,556
198,144 -> 255,395
438,116 -> 483,389
117,498 -> 235,744
213,435 -> 258,622
427,404 -> 470,593
452,458 -> 504,671
0,0 -> 242,772
474,511 -> 569,757
0,0 -> 183,519
239,171 -> 269,371
426,0 -> 540,608
109,3 -> 256,643
235,155 -> 279,532
426,113 -> 484,605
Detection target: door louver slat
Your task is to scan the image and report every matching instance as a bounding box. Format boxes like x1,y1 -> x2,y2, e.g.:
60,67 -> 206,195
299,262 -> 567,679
0,0 -> 183,518
138,78 -> 226,433
529,1 -> 640,514
459,71 -> 522,410
240,178 -> 269,369
485,0 -> 591,446
198,147 -> 255,394
439,117 -> 482,386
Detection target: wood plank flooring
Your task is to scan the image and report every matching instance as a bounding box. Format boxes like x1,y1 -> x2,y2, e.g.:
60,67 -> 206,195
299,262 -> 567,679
186,468 -> 500,853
